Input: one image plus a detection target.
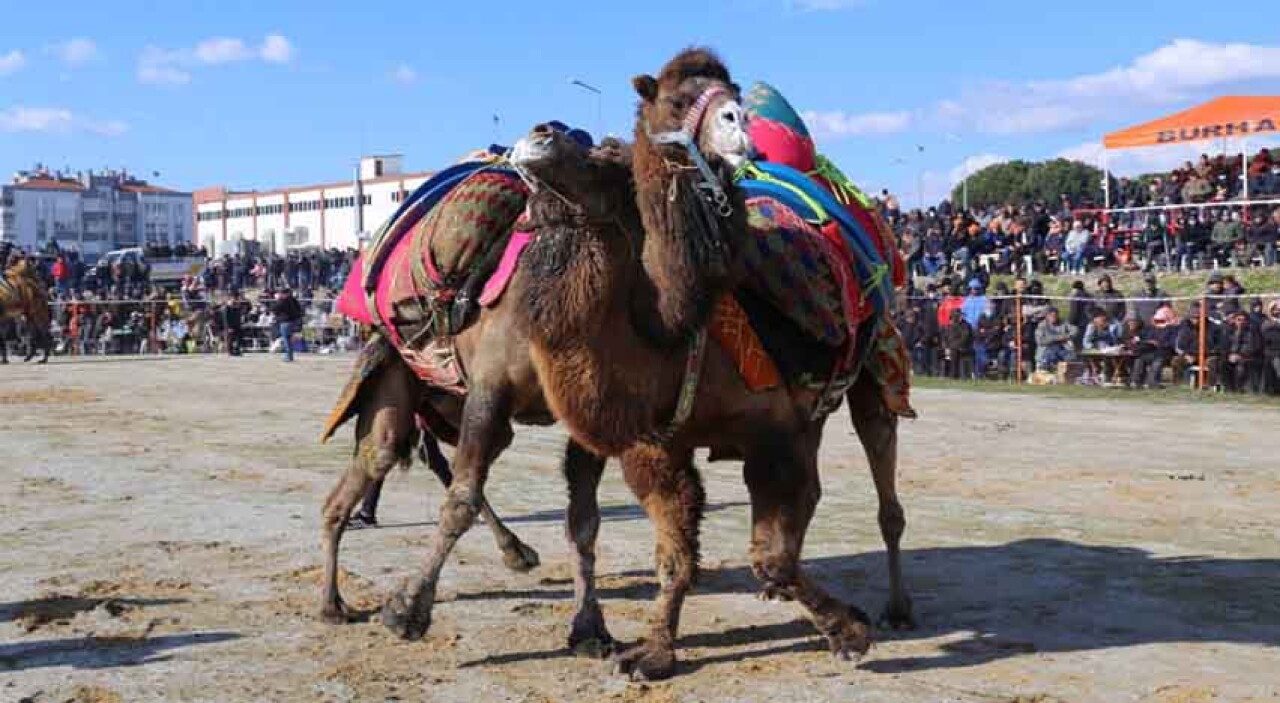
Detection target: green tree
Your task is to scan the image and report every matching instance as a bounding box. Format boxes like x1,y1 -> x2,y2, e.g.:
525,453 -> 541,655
952,158 -> 1107,209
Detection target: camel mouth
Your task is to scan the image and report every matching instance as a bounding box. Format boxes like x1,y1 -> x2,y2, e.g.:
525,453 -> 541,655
511,134 -> 555,166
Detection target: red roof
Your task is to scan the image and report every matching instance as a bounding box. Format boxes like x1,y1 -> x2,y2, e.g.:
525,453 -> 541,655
15,178 -> 85,192
118,183 -> 177,194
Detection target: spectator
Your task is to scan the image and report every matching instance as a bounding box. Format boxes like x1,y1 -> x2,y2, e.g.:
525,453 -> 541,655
941,308 -> 974,379
272,289 -> 305,363
1034,306 -> 1077,370
1245,207 -> 1279,267
1132,307 -> 1179,389
1067,280 -> 1092,344
1173,302 -> 1221,387
975,311 -> 1003,377
1131,273 -> 1170,325
1220,308 -> 1262,393
1082,309 -> 1120,350
218,291 -> 246,357
960,279 -> 988,329
1064,220 -> 1091,273
1096,275 -> 1126,321
1210,209 -> 1245,267
1261,300 -> 1280,393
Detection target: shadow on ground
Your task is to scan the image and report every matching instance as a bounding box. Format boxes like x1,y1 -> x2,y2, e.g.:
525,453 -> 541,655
371,501 -> 748,531
0,632 -> 241,672
456,538 -> 1280,673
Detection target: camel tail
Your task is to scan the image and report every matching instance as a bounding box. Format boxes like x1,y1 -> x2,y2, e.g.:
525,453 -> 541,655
320,332 -> 393,444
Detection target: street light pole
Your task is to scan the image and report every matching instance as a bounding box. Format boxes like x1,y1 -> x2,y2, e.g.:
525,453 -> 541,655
570,79 -> 603,137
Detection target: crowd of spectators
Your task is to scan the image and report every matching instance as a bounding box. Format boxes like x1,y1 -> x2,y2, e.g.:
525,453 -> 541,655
1,241 -> 357,358
883,149 -> 1280,279
897,271 -> 1280,395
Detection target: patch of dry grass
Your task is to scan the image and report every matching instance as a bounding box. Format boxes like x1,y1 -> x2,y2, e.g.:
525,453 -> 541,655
0,387 -> 100,405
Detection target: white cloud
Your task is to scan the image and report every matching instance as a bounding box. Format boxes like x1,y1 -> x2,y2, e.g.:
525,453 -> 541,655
814,39 -> 1280,140
138,34 -> 294,85
0,50 -> 25,76
47,38 -> 98,66
803,109 -> 911,139
259,34 -> 294,63
950,153 -> 1007,183
194,37 -> 254,64
0,106 -> 127,136
391,63 -> 417,85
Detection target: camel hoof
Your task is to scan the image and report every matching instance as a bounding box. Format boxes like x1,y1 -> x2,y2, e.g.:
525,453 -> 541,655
502,541 -> 541,574
612,641 -> 676,681
380,590 -> 432,641
345,513 -> 378,530
878,597 -> 916,631
320,598 -> 353,625
823,605 -> 874,662
568,606 -> 615,658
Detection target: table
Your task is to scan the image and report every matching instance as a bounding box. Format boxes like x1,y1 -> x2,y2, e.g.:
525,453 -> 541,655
1079,349 -> 1136,386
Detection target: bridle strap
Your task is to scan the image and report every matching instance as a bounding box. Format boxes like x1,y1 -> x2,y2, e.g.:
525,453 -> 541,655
645,85 -> 735,218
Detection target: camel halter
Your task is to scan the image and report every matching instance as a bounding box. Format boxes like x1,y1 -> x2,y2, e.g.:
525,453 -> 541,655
644,85 -> 734,218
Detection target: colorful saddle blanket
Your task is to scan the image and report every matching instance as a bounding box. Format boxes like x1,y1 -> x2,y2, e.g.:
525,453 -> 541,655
336,160 -> 530,387
740,81 -> 914,416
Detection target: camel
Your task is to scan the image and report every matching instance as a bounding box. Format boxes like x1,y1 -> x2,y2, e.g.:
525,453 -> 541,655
376,48 -> 911,681
318,290 -> 617,654
0,259 -> 53,364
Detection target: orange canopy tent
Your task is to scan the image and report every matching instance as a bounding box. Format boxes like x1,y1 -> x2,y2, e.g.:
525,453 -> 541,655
1100,96 -> 1280,208
1103,96 -> 1280,150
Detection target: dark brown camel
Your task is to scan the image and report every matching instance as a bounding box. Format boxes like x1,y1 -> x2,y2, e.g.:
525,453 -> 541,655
378,48 -> 911,682
318,312 -> 617,653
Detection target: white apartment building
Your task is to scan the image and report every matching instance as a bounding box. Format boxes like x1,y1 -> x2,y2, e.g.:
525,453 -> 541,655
194,155 -> 435,254
0,166 -> 191,258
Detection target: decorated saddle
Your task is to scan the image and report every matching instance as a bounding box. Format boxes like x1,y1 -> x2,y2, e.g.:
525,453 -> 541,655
336,150 -> 531,390
731,82 -> 914,417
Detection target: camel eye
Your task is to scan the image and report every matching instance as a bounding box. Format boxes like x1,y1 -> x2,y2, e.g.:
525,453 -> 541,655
665,95 -> 689,111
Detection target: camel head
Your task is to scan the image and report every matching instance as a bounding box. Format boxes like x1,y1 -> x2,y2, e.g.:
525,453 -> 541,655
632,48 -> 751,170
511,123 -> 633,224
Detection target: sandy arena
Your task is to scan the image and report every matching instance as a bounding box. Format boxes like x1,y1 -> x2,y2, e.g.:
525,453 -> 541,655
1,355 -> 1278,702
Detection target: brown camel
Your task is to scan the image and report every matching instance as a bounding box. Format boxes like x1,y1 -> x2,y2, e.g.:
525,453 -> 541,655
0,260 -> 53,363
318,316 -> 617,653
378,48 -> 911,681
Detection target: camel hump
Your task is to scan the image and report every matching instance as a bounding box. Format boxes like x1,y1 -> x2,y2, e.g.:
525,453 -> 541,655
320,332 -> 393,444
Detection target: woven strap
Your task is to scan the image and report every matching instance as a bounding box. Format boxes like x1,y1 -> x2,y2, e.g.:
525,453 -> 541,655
647,327 -> 709,445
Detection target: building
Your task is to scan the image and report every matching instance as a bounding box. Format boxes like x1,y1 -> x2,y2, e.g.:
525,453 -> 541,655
193,155 -> 435,255
0,165 -> 191,258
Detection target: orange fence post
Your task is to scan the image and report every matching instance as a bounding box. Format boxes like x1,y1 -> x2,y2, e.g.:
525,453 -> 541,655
1014,294 -> 1023,384
1197,294 -> 1208,390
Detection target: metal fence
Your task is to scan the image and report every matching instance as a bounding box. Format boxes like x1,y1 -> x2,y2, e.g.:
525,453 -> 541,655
901,292 -> 1280,393
7,298 -> 362,357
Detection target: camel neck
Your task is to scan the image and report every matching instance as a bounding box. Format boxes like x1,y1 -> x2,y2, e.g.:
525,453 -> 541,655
629,131 -> 741,348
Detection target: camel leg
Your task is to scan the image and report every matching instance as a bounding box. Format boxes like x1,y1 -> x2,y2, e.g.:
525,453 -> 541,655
418,432 -> 540,573
381,383 -> 513,641
612,444 -> 703,681
744,429 -> 872,660
847,380 -> 914,630
319,362 -> 417,623
562,439 -> 613,656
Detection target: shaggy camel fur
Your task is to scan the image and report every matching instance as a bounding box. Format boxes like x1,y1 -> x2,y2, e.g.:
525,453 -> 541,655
0,261 -> 52,363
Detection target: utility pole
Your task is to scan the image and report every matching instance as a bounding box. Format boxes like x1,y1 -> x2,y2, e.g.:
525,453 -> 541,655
570,79 -> 603,137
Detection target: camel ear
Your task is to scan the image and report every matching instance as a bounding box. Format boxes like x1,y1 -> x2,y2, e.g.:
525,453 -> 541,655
632,75 -> 658,102
730,82 -> 742,98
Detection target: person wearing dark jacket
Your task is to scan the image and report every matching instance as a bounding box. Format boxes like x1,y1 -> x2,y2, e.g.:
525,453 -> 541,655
1130,308 -> 1179,389
1220,309 -> 1263,393
1067,280 -> 1092,346
1261,300 -> 1280,394
273,290 -> 305,362
1173,303 -> 1221,388
219,291 -> 247,356
1131,272 -> 1170,324
941,309 -> 974,380
1095,274 -> 1126,321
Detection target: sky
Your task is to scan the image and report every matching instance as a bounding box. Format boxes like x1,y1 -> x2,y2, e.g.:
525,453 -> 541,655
2,0 -> 1279,207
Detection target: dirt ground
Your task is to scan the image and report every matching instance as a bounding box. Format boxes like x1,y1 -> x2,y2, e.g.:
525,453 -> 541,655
1,355 -> 1278,703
